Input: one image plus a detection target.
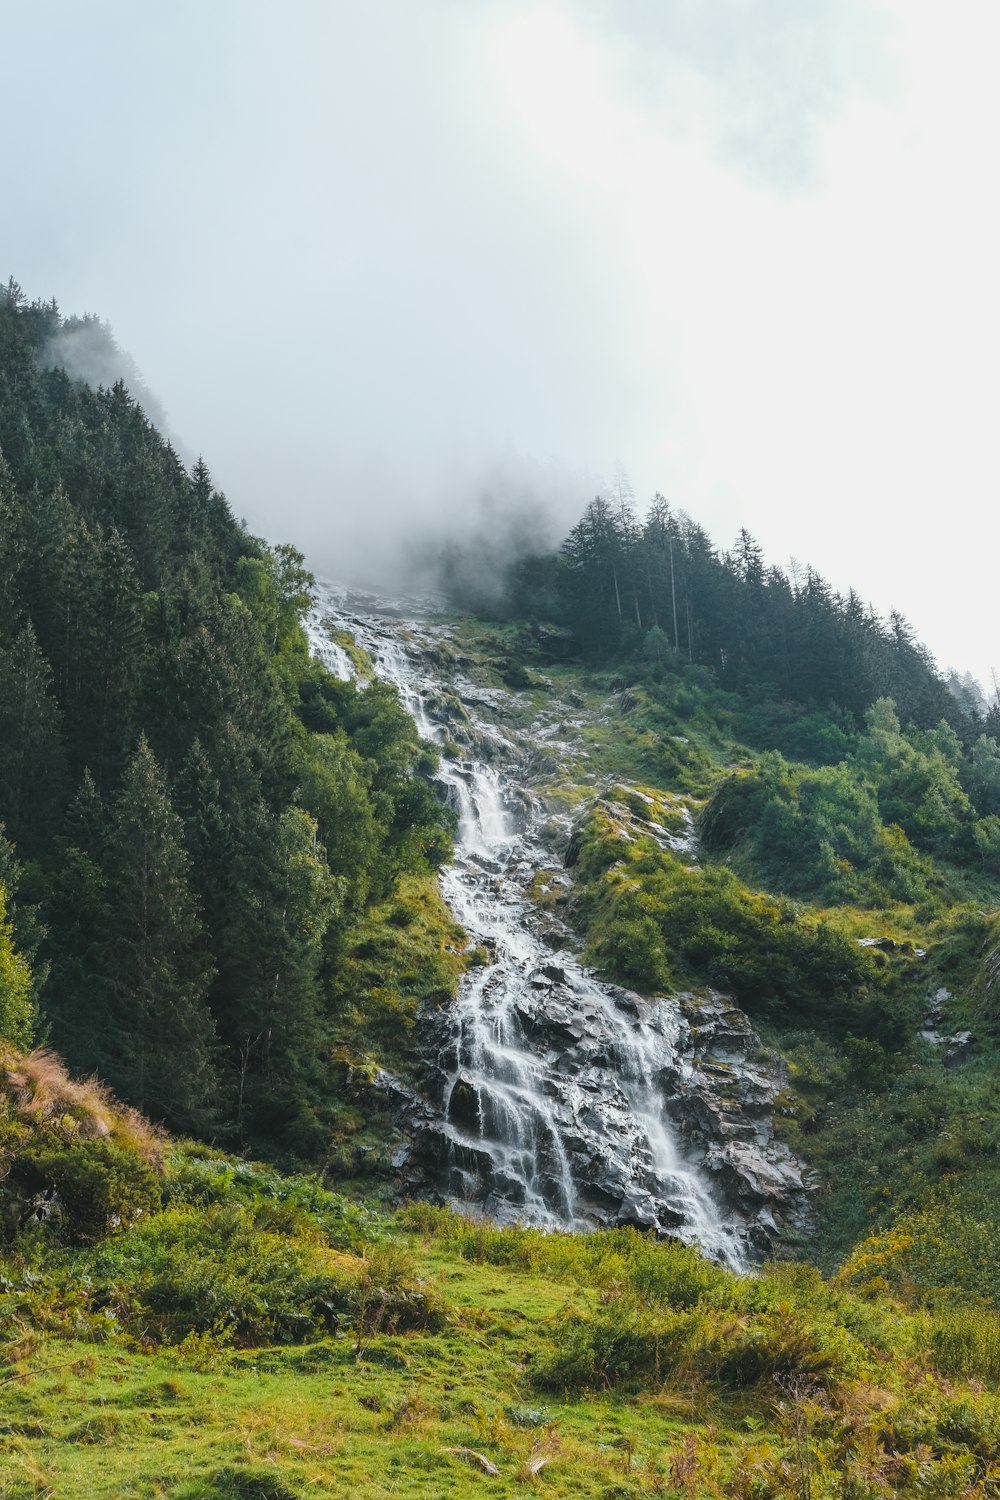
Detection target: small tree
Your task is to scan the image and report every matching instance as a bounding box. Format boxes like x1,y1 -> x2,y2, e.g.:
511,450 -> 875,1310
0,881 -> 33,1048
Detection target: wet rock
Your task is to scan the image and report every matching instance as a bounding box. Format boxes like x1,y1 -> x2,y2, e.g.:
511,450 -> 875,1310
858,936 -> 927,958
944,1031 -> 976,1067
615,1190 -> 661,1232
391,980 -> 812,1264
448,1074 -> 481,1130
919,988 -> 975,1064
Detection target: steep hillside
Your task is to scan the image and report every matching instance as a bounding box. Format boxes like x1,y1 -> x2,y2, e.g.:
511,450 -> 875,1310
0,281 -> 456,1162
393,607 -> 999,1282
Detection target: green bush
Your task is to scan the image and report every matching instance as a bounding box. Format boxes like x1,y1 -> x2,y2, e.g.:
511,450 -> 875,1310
707,1307 -> 848,1389
164,1149 -> 382,1251
84,1202 -> 445,1347
572,805 -> 903,1038
533,1301 -> 690,1392
840,1205 -> 1000,1307
185,1467 -> 304,1500
701,753 -> 936,907
931,1308 -> 1000,1382
10,1137 -> 162,1245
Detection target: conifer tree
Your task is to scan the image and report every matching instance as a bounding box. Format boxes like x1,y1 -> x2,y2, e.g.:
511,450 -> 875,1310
41,770 -> 111,1070
223,807 -> 336,1144
98,736 -> 217,1129
0,621 -> 66,849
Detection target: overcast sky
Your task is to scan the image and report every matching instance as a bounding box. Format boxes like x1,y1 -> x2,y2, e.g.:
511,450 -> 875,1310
4,1 -> 998,686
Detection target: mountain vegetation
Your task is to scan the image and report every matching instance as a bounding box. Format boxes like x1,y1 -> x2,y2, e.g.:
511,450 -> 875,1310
5,282 -> 1000,1494
437,492 -> 1000,1289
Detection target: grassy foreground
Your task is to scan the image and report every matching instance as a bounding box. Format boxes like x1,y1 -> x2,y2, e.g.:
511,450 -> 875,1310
5,996 -> 1000,1496
7,1154 -> 1000,1496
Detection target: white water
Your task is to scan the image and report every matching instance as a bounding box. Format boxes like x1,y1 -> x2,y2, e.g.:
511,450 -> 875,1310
306,584 -> 746,1270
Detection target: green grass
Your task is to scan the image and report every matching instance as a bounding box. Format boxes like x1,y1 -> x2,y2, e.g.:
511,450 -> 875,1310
10,1203 -> 1000,1497
320,872 -> 470,1190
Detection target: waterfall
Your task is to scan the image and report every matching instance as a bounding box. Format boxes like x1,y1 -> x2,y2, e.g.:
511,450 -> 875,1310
307,584 -> 756,1271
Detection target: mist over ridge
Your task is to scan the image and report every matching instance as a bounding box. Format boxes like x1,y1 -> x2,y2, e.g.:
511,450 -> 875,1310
4,0 -> 997,684
39,313 -> 176,450
22,289 -> 987,703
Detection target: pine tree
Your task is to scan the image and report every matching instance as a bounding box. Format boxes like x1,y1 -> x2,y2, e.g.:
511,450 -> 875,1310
0,827 -> 47,1027
41,770 -> 111,1071
98,736 -> 217,1129
0,458 -> 25,638
0,621 -> 66,849
222,807 -> 335,1144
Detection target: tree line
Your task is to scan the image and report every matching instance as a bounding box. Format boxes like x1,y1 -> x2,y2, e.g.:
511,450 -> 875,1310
452,485 -> 995,741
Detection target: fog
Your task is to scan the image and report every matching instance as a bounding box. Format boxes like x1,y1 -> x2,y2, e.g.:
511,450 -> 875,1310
3,1 -> 999,680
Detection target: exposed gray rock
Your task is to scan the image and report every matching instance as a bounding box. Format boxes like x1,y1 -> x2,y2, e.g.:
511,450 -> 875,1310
919,986 -> 976,1064
390,983 -> 812,1263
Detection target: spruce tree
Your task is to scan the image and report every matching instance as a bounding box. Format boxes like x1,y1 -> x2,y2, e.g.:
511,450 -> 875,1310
99,736 -> 217,1129
0,621 -> 66,850
41,769 -> 111,1072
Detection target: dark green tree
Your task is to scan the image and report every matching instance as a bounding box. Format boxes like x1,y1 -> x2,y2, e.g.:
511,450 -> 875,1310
98,737 -> 217,1129
0,622 -> 66,849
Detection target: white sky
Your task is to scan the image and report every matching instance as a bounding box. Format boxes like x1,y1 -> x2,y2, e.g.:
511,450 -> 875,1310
3,1 -> 998,685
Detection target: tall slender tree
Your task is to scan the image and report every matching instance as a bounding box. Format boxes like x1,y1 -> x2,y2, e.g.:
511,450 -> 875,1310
98,736 -> 217,1129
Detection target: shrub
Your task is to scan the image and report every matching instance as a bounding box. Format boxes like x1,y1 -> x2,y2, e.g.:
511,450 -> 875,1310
707,1308 -> 847,1390
931,1307 -> 1000,1382
84,1203 -> 445,1347
191,1467 -> 304,1500
0,1045 -> 166,1244
533,1302 -> 690,1392
14,1138 -> 162,1244
701,755 -> 936,907
573,808 -> 902,1038
838,1205 -> 1000,1306
164,1149 -> 382,1251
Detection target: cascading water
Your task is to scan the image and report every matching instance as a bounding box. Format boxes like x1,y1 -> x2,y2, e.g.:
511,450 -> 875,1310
305,585 -> 806,1272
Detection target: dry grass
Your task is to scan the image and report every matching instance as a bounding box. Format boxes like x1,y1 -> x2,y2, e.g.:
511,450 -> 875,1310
0,1044 -> 166,1166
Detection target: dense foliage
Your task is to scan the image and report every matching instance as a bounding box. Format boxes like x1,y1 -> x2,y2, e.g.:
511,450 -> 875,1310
699,699 -> 1000,908
0,280 -> 452,1155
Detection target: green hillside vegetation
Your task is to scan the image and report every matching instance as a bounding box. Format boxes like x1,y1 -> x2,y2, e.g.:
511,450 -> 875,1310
439,512 -> 1000,1279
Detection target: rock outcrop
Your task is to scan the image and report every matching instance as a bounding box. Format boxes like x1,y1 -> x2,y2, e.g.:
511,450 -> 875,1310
389,981 -> 812,1264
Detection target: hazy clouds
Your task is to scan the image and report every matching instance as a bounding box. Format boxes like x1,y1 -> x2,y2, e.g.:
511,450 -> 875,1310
41,318 -> 172,439
3,1 -> 999,680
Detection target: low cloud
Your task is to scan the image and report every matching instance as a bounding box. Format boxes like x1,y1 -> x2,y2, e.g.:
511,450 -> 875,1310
41,316 -> 173,442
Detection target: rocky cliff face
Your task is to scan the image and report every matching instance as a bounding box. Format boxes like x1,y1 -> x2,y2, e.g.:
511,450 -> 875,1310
390,983 -> 812,1264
